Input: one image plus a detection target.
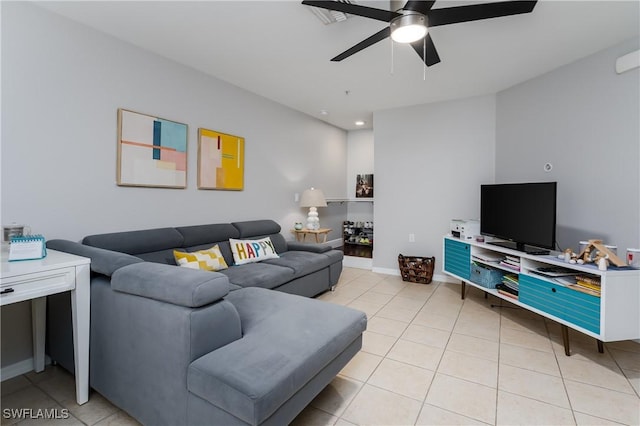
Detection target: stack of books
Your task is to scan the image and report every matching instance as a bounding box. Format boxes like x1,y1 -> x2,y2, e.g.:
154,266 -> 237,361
568,275 -> 601,297
499,255 -> 521,272
496,274 -> 519,299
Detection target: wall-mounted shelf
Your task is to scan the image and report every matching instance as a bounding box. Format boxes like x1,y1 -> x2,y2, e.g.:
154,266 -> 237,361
326,198 -> 374,203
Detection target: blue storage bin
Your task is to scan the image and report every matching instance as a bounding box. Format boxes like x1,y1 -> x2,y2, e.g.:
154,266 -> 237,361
470,263 -> 504,289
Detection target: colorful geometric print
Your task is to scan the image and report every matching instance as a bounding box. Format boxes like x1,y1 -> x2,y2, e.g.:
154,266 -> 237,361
174,245 -> 229,271
229,237 -> 279,265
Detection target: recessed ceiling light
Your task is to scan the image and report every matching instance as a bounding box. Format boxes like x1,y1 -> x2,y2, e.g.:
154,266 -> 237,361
355,120 -> 365,126
320,110 -> 329,115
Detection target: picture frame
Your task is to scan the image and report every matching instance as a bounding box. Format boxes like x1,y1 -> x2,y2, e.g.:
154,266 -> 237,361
356,174 -> 374,198
117,108 -> 188,188
197,128 -> 245,190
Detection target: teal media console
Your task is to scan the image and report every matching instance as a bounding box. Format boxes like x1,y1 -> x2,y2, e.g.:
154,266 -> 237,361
443,236 -> 640,355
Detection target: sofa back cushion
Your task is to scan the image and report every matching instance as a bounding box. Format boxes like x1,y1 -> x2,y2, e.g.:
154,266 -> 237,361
111,262 -> 231,308
46,239 -> 144,276
176,224 -> 240,247
81,221 -> 289,266
232,220 -> 281,238
83,228 -> 184,256
137,249 -> 179,265
266,233 -> 288,253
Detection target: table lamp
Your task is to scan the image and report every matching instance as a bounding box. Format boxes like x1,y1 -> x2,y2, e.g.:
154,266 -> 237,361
300,187 -> 327,230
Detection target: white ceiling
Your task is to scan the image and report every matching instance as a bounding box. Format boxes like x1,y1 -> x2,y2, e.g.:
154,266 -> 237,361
36,1 -> 639,130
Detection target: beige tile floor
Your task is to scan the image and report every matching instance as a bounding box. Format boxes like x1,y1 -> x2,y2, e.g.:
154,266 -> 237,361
2,267 -> 639,425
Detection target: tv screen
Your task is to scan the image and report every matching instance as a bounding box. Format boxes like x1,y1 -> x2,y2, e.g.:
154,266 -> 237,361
480,182 -> 557,253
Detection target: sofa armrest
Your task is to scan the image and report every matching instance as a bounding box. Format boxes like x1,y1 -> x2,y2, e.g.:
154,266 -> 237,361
111,262 -> 230,308
286,241 -> 332,253
47,239 -> 143,276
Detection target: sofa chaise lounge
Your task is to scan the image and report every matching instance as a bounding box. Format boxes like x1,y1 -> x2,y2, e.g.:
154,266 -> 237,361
46,220 -> 367,425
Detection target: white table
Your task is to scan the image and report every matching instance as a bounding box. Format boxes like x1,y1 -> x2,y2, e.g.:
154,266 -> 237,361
1,248 -> 91,405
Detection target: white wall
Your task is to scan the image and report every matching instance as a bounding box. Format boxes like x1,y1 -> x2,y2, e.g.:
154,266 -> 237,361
496,38 -> 640,253
346,129 -> 374,197
1,2 -> 347,243
1,2 -> 347,369
373,95 -> 496,276
346,129 -> 374,222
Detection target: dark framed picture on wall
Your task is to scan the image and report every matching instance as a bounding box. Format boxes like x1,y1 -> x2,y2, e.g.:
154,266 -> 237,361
356,174 -> 373,198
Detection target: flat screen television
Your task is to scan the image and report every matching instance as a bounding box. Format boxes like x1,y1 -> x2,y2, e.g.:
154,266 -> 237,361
480,182 -> 557,254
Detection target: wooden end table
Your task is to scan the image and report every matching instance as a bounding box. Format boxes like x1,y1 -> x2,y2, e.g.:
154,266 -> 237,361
293,228 -> 331,243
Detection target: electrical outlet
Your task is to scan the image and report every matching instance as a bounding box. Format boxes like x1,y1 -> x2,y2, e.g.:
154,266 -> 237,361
409,233 -> 415,243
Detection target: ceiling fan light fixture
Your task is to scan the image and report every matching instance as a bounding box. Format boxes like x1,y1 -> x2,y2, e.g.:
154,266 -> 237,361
390,14 -> 427,44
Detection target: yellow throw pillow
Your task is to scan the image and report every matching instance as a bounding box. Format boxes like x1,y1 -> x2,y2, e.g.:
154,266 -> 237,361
174,245 -> 229,271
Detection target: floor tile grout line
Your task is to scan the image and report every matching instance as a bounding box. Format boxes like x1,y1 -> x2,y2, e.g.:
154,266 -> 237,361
494,302 -> 504,425
413,282 -> 461,425
414,281 -> 468,424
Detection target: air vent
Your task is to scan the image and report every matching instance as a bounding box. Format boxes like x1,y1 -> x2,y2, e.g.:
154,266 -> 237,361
308,0 -> 354,24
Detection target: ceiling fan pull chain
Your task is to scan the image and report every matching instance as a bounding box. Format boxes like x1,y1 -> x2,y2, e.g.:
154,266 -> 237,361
423,37 -> 426,81
390,39 -> 395,75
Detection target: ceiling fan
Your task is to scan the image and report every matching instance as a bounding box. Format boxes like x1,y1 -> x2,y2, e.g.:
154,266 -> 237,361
302,0 -> 538,66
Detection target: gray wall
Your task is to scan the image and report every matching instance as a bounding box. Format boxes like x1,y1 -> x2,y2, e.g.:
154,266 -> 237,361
373,95 -> 497,276
496,38 -> 640,253
1,2 -> 347,369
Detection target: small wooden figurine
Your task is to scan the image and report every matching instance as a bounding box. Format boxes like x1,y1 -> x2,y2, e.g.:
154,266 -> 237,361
577,240 -> 626,267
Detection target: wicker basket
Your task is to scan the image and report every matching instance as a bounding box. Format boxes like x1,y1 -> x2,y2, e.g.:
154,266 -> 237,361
398,254 -> 435,284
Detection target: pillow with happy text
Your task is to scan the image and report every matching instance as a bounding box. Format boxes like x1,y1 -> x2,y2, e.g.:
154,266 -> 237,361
229,237 -> 279,265
174,245 -> 229,271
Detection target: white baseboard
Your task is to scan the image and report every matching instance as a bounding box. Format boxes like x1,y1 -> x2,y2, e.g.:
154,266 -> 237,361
327,238 -> 343,249
370,269 -> 459,285
1,356 -> 52,382
371,266 -> 398,276
1,358 -> 34,381
343,256 -> 373,269
434,273 -> 459,283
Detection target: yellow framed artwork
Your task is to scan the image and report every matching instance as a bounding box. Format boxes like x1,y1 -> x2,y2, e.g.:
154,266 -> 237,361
197,128 -> 245,190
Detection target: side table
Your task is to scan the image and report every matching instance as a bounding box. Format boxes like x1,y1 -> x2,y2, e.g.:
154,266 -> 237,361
293,228 -> 332,243
0,248 -> 91,405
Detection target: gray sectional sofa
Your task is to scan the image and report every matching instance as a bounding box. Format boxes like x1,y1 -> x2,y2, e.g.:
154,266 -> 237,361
46,220 -> 367,426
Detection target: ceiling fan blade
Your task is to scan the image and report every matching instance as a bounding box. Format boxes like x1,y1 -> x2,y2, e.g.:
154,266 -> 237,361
410,33 -> 440,66
302,1 -> 400,23
331,27 -> 391,61
403,1 -> 436,15
427,1 -> 537,27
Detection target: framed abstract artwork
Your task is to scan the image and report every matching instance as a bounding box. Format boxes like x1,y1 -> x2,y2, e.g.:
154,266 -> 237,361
197,128 -> 245,190
117,109 -> 188,188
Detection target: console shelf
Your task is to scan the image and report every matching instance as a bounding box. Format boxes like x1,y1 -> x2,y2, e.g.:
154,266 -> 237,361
443,236 -> 640,356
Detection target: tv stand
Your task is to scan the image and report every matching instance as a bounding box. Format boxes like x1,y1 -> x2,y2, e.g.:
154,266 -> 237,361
488,241 -> 549,255
443,236 -> 640,356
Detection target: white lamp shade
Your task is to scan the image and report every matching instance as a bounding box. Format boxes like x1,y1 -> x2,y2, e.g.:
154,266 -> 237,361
300,188 -> 327,208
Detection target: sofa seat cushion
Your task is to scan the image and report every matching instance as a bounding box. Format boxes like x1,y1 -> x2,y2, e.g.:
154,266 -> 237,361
187,288 -> 367,426
219,263 -> 294,289
263,251 -> 333,277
